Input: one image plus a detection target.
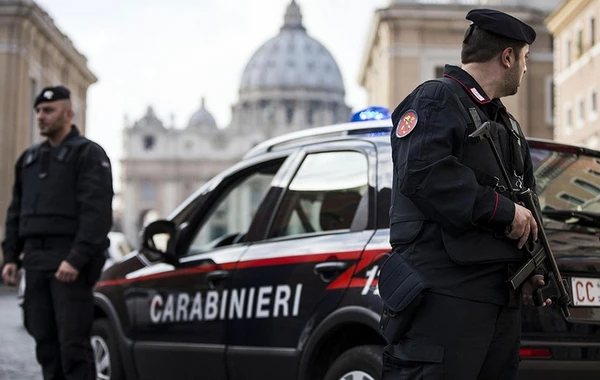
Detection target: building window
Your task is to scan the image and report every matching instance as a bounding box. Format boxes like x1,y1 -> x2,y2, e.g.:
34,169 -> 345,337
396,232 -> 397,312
588,168 -> 600,177
577,29 -> 584,57
30,78 -> 38,143
565,107 -> 573,136
142,182 -> 154,202
592,18 -> 596,47
592,91 -> 597,113
41,49 -> 49,68
544,76 -> 554,125
574,178 -> 600,195
307,108 -> 314,125
566,40 -> 572,67
286,106 -> 294,125
61,67 -> 69,84
579,99 -> 585,122
559,192 -> 584,206
143,135 -> 155,150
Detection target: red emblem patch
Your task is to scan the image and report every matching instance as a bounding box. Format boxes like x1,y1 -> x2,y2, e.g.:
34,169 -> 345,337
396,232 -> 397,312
396,110 -> 418,138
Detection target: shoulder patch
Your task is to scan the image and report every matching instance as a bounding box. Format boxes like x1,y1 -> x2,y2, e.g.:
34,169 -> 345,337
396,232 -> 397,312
396,110 -> 418,138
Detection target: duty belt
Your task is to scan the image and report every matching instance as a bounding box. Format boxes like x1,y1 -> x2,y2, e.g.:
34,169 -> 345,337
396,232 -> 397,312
24,236 -> 74,250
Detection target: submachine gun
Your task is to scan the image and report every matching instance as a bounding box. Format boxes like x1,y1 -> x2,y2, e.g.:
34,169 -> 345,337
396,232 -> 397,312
469,122 -> 571,318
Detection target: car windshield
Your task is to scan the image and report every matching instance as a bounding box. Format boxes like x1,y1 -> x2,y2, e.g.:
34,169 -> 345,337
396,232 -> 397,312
531,148 -> 600,213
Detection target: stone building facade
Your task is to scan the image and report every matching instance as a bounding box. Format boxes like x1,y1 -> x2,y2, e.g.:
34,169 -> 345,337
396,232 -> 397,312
359,0 -> 561,139
0,0 -> 97,250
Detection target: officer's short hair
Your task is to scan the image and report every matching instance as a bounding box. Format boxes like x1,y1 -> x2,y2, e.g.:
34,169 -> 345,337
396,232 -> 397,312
461,27 -> 526,64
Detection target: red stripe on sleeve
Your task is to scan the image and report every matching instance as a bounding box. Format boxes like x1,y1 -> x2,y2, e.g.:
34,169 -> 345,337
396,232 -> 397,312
487,191 -> 499,222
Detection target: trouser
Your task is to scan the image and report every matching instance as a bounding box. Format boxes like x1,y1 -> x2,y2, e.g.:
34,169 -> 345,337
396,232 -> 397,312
23,269 -> 96,380
382,292 -> 520,380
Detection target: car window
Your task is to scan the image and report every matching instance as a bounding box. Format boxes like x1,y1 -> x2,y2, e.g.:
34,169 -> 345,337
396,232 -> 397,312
185,160 -> 283,256
269,150 -> 368,238
532,148 -> 600,212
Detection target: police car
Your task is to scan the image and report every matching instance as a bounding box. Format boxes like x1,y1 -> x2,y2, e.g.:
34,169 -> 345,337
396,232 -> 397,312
92,107 -> 600,380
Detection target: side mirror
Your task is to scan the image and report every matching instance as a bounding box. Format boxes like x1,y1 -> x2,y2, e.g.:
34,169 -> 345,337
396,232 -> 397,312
142,220 -> 178,263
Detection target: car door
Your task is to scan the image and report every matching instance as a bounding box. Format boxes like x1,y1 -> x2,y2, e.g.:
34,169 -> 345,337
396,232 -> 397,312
225,141 -> 377,380
122,153 -> 294,380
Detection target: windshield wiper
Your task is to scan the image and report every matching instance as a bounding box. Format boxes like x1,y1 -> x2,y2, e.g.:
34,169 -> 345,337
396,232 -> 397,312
541,209 -> 600,228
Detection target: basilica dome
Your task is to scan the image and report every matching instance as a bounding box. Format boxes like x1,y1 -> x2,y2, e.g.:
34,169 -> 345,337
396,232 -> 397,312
239,0 -> 344,94
187,97 -> 217,132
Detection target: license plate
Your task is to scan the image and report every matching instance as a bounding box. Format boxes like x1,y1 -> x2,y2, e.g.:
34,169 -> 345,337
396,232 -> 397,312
570,277 -> 600,306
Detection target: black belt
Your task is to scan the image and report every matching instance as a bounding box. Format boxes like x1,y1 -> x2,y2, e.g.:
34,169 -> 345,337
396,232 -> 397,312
23,236 -> 74,250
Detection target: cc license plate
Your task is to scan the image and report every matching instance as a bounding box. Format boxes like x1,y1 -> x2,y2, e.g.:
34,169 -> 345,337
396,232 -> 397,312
571,277 -> 600,306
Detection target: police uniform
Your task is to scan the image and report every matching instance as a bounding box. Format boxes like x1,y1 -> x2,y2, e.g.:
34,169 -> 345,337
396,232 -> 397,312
1,86 -> 114,380
381,9 -> 537,380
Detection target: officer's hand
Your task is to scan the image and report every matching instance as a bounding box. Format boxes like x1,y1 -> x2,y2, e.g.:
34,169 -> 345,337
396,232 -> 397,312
55,261 -> 79,283
521,274 -> 552,307
1,263 -> 19,286
507,203 -> 538,249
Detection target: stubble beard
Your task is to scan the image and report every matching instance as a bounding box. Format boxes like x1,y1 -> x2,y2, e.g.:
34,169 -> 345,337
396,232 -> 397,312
502,65 -> 522,97
39,112 -> 67,139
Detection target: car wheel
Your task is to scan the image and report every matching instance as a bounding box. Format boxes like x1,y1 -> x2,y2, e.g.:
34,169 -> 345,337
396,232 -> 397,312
91,318 -> 124,380
323,345 -> 383,380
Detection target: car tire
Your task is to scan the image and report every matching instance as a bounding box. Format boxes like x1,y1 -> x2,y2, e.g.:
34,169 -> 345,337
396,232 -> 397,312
323,344 -> 383,380
91,318 -> 125,380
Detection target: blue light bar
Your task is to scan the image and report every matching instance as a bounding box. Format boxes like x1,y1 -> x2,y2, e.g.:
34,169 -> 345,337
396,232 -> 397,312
350,106 -> 391,122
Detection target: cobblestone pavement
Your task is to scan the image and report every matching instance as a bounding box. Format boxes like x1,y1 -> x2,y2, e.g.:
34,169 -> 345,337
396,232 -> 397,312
0,285 -> 40,380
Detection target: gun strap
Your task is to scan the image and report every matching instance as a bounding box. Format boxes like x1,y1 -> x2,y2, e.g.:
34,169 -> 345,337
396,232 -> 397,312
433,77 -> 482,131
435,77 -> 525,184
502,113 -> 526,184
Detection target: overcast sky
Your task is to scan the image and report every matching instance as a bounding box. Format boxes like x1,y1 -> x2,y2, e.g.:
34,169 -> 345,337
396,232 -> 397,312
35,0 -> 389,191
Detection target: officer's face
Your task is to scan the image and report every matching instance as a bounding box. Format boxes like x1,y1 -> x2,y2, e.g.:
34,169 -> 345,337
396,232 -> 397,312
35,101 -> 70,138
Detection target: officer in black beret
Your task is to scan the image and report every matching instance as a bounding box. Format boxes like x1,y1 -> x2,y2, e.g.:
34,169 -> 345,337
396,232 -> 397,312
380,9 -> 551,379
2,85 -> 114,380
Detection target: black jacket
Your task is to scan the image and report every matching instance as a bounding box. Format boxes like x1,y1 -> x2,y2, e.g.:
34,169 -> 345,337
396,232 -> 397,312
2,126 -> 114,271
388,65 -> 535,306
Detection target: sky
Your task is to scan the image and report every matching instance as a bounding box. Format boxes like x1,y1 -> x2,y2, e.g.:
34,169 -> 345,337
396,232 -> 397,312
34,0 -> 389,192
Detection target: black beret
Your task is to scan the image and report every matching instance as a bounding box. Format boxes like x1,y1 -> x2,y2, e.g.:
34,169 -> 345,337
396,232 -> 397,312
33,85 -> 71,108
465,8 -> 536,45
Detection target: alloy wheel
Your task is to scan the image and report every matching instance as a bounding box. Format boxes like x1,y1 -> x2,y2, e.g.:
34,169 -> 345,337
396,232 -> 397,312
91,335 -> 111,380
338,371 -> 376,380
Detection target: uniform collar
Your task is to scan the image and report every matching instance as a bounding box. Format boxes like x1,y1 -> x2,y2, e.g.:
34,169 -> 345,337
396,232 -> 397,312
64,125 -> 81,141
443,64 -> 492,105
